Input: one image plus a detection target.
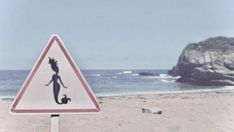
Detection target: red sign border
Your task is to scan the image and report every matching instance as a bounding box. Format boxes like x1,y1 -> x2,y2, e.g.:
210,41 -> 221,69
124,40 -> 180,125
10,35 -> 100,114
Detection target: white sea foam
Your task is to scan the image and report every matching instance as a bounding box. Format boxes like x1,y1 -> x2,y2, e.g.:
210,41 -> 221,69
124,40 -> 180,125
160,79 -> 175,83
0,96 -> 15,100
87,74 -> 101,77
118,70 -> 133,75
131,74 -> 139,76
123,71 -> 133,74
159,74 -> 168,77
144,74 -> 179,80
159,74 -> 180,79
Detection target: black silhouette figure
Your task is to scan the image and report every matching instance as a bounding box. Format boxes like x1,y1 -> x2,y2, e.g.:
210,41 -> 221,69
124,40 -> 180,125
45,57 -> 71,105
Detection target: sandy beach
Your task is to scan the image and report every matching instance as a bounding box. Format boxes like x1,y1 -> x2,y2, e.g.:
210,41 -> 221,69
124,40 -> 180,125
1,90 -> 234,132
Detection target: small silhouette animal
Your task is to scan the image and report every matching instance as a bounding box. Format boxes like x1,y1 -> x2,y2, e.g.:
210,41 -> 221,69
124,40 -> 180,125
61,94 -> 71,104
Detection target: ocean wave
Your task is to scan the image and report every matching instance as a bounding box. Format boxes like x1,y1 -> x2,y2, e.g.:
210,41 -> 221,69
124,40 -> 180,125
131,73 -> 139,76
0,95 -> 14,100
118,70 -> 133,75
160,79 -> 176,83
144,74 -> 179,80
159,74 -> 168,77
159,74 -> 179,79
86,74 -> 102,77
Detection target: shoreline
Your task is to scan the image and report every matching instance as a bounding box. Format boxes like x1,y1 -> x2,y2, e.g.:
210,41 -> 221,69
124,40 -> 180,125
2,86 -> 234,100
96,86 -> 234,97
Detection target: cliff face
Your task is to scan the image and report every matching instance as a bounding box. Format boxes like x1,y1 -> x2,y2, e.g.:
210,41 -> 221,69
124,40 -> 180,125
169,36 -> 234,85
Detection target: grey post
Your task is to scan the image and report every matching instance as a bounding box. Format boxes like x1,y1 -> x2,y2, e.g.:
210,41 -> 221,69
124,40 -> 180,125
51,115 -> 60,132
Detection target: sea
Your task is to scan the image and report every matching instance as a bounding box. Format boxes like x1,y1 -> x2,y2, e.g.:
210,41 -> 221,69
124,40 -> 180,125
0,69 -> 232,98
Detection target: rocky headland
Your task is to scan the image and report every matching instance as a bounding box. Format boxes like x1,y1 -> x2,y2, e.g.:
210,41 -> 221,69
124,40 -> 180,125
168,36 -> 234,85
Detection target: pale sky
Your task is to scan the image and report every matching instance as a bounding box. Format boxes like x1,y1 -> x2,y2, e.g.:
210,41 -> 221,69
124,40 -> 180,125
1,0 -> 234,69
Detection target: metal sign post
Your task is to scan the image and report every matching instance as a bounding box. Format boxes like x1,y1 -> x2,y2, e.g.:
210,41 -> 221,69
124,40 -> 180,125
51,115 -> 60,132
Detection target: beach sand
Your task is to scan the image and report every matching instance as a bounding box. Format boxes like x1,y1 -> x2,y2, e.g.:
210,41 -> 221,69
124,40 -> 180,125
1,90 -> 234,132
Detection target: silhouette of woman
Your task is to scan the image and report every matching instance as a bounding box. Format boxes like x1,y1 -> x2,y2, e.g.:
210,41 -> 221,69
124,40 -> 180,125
45,57 -> 71,105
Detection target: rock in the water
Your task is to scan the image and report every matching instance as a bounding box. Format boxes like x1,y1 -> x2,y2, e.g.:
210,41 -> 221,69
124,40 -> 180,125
138,72 -> 159,76
141,107 -> 162,114
169,36 -> 234,85
168,66 -> 179,77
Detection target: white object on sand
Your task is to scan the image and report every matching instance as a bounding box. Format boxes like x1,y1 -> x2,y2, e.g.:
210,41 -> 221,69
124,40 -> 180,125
141,107 -> 163,114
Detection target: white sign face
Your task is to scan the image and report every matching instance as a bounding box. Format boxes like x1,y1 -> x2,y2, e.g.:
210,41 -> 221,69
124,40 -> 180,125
10,34 -> 100,114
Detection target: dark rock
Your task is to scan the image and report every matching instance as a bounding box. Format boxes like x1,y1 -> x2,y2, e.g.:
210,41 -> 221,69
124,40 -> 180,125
169,36 -> 234,85
138,71 -> 159,76
168,66 -> 179,77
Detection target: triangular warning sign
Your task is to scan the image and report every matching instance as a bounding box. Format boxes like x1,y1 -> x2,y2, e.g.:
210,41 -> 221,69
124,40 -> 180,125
10,34 -> 100,114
